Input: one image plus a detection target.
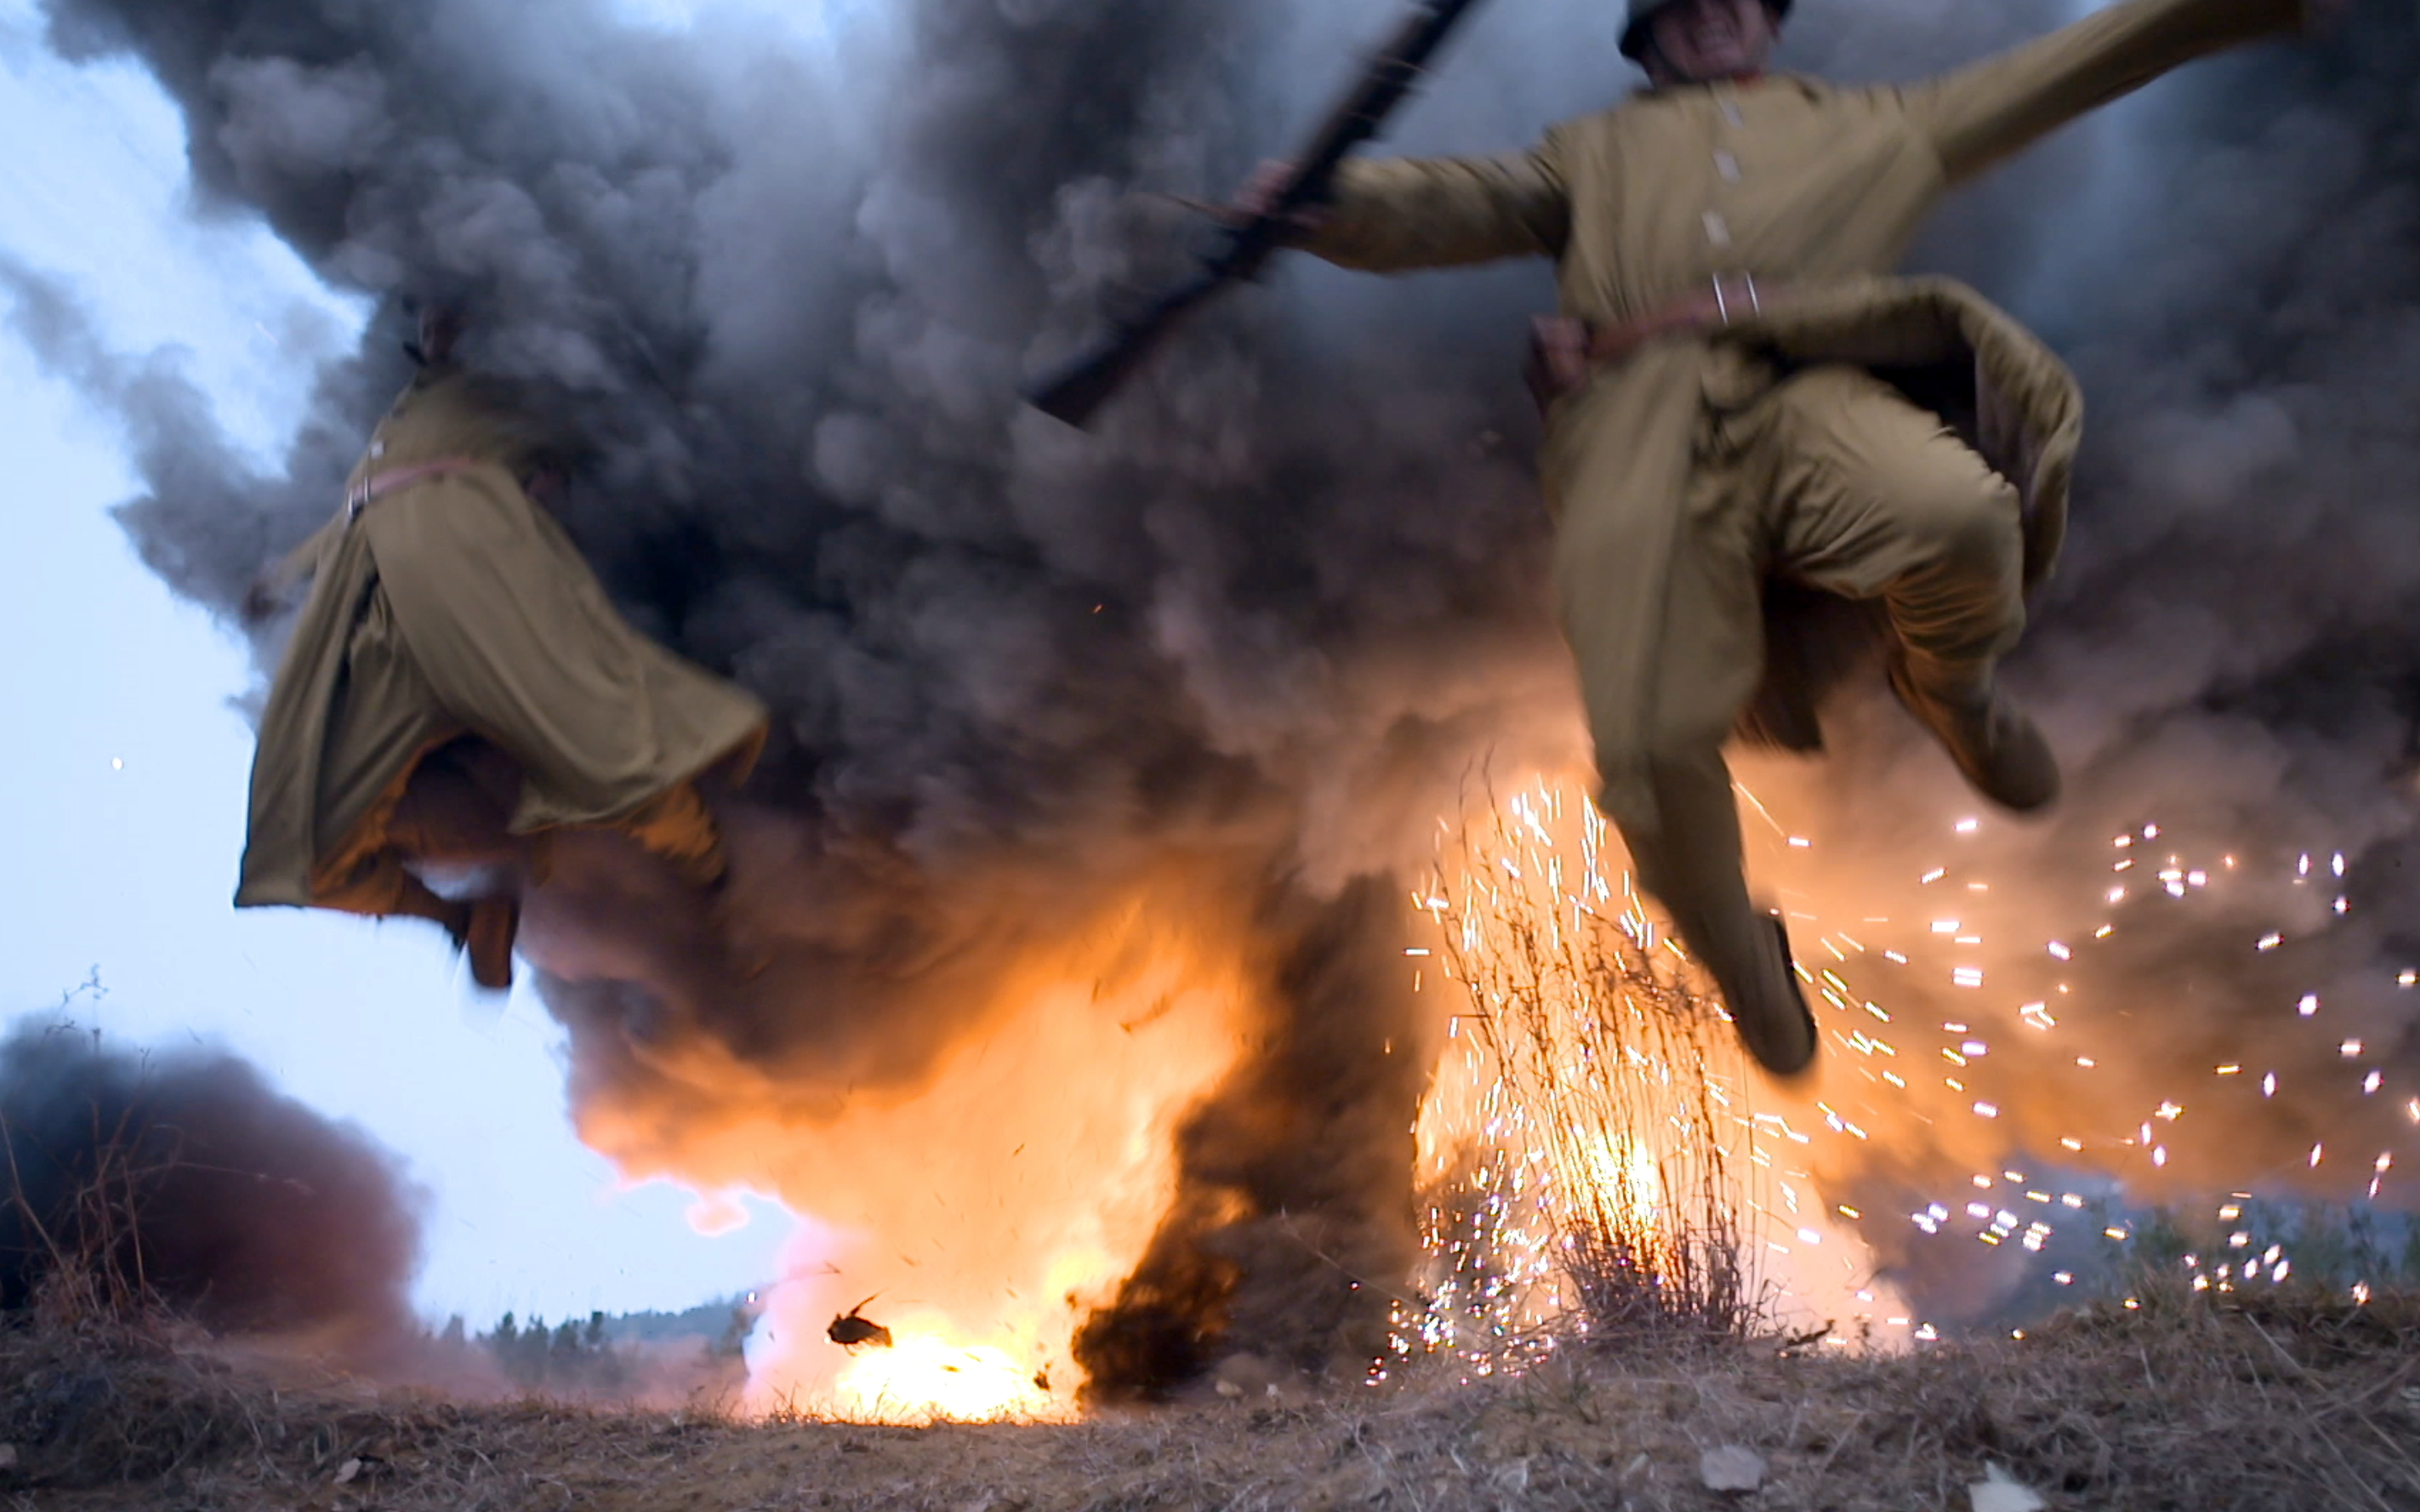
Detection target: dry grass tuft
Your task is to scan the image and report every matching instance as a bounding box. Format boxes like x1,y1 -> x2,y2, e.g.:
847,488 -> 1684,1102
0,1315 -> 271,1491
1417,788 -> 1770,1355
3,1284 -> 2418,1509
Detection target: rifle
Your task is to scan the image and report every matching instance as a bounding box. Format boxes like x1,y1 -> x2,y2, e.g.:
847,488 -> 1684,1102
1023,0 -> 1487,428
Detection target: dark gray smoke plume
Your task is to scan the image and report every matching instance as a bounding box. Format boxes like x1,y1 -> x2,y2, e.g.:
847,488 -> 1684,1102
0,1018 -> 423,1352
15,0 -> 2419,1363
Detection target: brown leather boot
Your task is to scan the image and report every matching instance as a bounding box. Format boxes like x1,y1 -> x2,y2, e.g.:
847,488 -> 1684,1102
464,895 -> 519,991
1888,657 -> 2061,813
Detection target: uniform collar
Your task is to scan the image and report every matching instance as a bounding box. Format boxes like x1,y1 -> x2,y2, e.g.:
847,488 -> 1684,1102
1642,68 -> 1769,95
1637,70 -> 1824,103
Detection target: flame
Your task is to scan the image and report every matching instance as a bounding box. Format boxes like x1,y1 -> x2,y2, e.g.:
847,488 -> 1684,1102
829,1328 -> 1053,1422
1576,1135 -> 1668,1231
1404,773 -> 1905,1364
577,877 -> 1261,1420
754,927 -> 1254,1420
575,749 -> 2418,1418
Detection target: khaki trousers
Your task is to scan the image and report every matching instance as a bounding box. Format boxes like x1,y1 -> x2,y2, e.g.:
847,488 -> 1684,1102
1586,364 -> 2026,995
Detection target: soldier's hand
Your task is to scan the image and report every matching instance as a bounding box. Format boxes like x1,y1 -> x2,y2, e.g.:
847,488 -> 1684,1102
1223,160 -> 1330,235
1170,161 -> 1331,235
1235,160 -> 1296,218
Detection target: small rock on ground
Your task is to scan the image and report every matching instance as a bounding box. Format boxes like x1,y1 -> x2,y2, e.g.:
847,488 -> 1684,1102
1700,1445 -> 1767,1494
1970,1463 -> 2047,1512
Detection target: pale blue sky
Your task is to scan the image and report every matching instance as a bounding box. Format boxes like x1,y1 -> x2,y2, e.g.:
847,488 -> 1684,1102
0,0 -> 796,1328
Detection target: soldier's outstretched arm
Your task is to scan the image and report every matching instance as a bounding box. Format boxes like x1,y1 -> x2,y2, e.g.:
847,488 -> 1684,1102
1250,136 -> 1570,274
1907,0 -> 2323,186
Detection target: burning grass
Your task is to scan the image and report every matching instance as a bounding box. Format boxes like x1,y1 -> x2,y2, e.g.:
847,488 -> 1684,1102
12,786 -> 2420,1506
13,1040 -> 2411,1510
3,1284 -> 2419,1509
1407,783 -> 1826,1370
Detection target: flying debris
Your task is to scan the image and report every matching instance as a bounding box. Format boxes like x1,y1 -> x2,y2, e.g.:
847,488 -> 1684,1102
827,1297 -> 896,1352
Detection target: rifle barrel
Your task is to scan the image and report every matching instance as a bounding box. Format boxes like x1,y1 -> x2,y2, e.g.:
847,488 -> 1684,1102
1027,273 -> 1225,427
1023,0 -> 1486,428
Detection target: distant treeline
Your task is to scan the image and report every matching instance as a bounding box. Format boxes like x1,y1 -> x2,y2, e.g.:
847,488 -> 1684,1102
426,1297 -> 754,1393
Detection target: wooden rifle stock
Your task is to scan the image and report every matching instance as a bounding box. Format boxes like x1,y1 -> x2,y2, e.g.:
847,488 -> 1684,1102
1024,0 -> 1486,428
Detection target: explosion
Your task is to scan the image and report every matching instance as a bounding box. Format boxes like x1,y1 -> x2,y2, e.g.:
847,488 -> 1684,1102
637,874 -> 1265,1420
9,0 -> 2420,1423
1400,759 -> 2420,1373
689,753 -> 2420,1416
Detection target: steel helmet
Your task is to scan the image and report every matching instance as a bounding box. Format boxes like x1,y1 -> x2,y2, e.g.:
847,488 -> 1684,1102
1620,0 -> 1793,62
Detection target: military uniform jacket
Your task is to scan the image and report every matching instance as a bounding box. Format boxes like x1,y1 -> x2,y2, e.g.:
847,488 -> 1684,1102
237,365 -> 768,915
1306,0 -> 2304,820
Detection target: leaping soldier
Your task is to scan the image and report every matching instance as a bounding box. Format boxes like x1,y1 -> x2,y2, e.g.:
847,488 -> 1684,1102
1234,0 -> 2349,1078
235,305 -> 770,990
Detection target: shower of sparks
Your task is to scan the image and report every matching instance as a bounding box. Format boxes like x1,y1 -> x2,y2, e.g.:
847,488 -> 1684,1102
1398,781 -> 1907,1377
1394,780 -> 2418,1373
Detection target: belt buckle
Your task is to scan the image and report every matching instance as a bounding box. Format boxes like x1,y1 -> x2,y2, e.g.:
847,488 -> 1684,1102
1711,272 -> 1760,325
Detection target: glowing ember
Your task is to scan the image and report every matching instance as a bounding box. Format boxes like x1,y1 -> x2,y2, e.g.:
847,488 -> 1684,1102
1407,778 -> 1906,1365
574,888 -> 1262,1421
827,1329 -> 1055,1421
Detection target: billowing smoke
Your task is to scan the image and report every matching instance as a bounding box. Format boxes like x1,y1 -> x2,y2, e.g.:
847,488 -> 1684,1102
1750,2 -> 2420,1320
0,1018 -> 423,1353
13,0 -> 2420,1370
20,0 -> 1587,1398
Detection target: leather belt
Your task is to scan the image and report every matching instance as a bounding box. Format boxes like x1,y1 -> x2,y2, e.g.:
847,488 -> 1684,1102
1526,272 -> 1775,413
345,455 -> 486,521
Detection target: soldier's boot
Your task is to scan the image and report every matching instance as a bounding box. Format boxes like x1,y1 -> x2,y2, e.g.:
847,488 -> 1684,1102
1693,908 -> 1818,1079
1619,749 -> 1820,1079
463,895 -> 519,991
1888,655 -> 2060,813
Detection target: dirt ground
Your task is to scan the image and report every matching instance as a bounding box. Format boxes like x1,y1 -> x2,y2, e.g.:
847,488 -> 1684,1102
6,1290 -> 2419,1511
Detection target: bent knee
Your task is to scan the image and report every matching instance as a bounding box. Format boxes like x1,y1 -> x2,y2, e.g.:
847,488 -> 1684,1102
1892,470 -> 2022,575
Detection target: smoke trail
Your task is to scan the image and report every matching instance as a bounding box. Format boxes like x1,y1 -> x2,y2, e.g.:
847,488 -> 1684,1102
18,0 -> 2419,1360
0,1017 -> 423,1353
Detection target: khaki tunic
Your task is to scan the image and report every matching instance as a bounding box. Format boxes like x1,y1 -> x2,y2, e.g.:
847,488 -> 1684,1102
236,366 -> 770,921
1308,0 -> 2304,837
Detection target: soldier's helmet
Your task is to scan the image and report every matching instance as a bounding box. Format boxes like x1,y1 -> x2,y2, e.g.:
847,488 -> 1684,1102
1620,0 -> 1795,61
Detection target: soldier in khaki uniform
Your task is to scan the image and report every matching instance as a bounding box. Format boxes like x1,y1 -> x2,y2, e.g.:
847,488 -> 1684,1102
1255,0 -> 2336,1074
237,308 -> 769,989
